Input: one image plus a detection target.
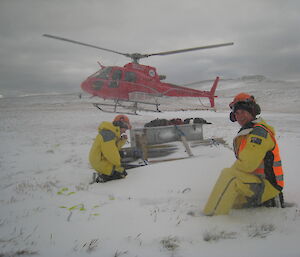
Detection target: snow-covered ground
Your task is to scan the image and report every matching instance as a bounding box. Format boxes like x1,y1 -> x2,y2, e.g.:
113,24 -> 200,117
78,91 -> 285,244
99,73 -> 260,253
1,77 -> 300,257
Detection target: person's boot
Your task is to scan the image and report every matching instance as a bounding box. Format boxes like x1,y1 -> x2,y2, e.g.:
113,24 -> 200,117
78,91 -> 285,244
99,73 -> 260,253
95,173 -> 112,183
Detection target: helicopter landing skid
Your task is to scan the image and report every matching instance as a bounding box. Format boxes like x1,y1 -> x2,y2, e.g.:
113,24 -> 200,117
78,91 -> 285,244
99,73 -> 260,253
92,100 -> 161,115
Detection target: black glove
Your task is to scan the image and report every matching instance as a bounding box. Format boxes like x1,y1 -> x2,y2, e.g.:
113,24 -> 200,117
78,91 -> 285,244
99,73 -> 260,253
119,150 -> 126,158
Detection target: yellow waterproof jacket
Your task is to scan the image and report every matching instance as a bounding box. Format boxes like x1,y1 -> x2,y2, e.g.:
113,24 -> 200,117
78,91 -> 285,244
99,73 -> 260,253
232,118 -> 276,173
89,122 -> 127,175
203,118 -> 283,215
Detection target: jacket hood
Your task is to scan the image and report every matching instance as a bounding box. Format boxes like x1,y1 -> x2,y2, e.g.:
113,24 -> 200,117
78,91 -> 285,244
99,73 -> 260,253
98,121 -> 120,137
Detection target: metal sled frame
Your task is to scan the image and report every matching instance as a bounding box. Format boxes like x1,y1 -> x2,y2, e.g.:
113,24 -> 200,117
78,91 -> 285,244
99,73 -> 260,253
129,123 -> 204,160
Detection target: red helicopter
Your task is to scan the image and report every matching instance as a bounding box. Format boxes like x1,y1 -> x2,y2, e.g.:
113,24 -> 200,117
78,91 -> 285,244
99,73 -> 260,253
43,34 -> 233,113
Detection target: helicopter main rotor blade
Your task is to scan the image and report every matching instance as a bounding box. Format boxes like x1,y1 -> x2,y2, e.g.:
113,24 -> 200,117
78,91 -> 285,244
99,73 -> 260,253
145,42 -> 234,57
43,34 -> 234,63
43,34 -> 130,58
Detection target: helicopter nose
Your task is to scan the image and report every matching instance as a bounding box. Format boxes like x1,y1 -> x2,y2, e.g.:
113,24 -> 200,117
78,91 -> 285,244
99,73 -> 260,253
81,80 -> 90,92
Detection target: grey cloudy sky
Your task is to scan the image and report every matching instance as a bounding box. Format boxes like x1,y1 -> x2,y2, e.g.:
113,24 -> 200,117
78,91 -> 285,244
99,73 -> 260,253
0,0 -> 299,95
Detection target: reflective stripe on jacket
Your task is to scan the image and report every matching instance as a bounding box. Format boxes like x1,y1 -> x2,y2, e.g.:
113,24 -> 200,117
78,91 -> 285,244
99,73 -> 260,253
252,124 -> 284,188
233,118 -> 284,189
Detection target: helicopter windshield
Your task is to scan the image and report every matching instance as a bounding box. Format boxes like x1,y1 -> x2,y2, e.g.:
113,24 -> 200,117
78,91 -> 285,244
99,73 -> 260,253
94,67 -> 112,79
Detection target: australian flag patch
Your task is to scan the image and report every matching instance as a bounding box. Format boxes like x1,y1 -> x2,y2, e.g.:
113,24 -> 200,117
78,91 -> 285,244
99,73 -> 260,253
250,137 -> 262,145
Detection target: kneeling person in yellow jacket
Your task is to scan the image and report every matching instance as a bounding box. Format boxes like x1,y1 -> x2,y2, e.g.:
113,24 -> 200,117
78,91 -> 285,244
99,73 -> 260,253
89,115 -> 131,183
203,93 -> 284,216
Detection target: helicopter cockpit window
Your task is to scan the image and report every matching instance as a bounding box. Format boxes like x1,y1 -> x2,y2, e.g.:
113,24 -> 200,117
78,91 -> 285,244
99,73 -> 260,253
125,71 -> 137,83
95,67 -> 112,79
112,69 -> 122,80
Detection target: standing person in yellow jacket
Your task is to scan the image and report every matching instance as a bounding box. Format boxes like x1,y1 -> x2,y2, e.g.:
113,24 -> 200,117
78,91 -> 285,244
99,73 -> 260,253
89,115 -> 131,183
203,93 -> 284,216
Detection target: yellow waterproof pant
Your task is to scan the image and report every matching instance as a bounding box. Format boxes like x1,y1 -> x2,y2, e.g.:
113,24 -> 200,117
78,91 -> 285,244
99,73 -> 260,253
203,168 -> 280,216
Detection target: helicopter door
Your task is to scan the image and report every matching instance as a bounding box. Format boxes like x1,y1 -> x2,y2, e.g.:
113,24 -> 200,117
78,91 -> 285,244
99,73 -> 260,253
109,69 -> 122,88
